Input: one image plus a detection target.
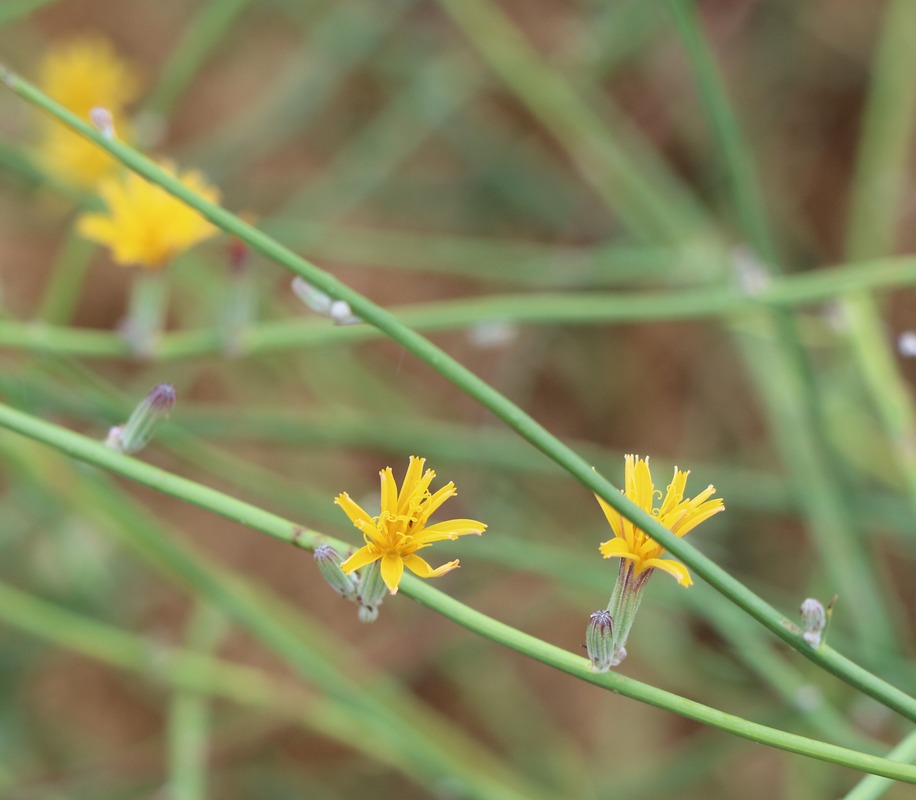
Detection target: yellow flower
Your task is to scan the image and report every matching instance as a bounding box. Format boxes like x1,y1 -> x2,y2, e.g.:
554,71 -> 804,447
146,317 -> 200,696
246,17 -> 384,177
596,455 -> 724,587
38,126 -> 127,188
337,456 -> 486,594
76,163 -> 221,269
35,36 -> 139,188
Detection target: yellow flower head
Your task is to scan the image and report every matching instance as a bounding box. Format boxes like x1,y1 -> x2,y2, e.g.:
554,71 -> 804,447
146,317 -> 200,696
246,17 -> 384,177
35,36 -> 139,187
596,455 -> 724,587
336,456 -> 487,594
37,36 -> 139,120
76,163 -> 221,269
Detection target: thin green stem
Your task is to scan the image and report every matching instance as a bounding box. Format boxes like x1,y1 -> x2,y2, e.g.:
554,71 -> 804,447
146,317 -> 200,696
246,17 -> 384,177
665,0 -> 777,263
167,604 -> 227,800
142,0 -> 251,120
0,405 -> 913,780
843,728 -> 916,800
0,580 -> 450,791
1,69 -> 913,720
841,0 -> 916,524
434,0 -> 712,242
6,252 -> 916,360
35,230 -> 96,325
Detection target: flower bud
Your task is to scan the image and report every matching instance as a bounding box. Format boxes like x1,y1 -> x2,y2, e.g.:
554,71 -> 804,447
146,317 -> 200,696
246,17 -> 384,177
586,610 -> 615,672
90,106 -> 115,139
314,545 -> 358,601
356,560 -> 387,623
292,278 -> 361,326
800,597 -> 827,648
105,383 -> 175,454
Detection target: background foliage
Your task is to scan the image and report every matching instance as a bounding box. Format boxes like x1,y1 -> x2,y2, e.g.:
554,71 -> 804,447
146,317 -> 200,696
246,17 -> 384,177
0,1 -> 914,798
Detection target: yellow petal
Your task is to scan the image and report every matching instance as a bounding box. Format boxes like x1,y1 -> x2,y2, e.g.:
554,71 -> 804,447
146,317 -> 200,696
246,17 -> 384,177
339,545 -> 379,575
379,467 -> 398,516
334,492 -> 374,529
643,557 -> 693,586
380,553 -> 404,594
599,537 -> 638,560
594,493 -> 624,540
419,519 -> 486,542
403,553 -> 459,579
397,456 -> 425,513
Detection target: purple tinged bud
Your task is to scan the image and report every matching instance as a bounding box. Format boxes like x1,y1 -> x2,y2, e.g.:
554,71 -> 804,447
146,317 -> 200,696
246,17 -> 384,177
586,610 -> 615,672
105,383 -> 176,454
314,545 -> 359,601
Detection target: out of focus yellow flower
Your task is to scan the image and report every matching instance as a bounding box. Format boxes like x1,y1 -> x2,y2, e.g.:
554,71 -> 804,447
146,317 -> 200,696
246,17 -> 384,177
37,36 -> 138,120
76,163 -> 221,269
35,36 -> 139,188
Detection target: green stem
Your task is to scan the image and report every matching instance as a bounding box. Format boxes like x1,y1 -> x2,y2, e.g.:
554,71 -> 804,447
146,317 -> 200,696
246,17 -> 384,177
123,269 -> 169,358
0,580 -> 452,791
6,251 -> 916,360
843,728 -> 916,800
1,69 -> 914,720
142,0 -> 251,121
36,229 -> 96,325
0,404 -> 913,779
665,0 -> 777,262
434,0 -> 711,242
841,0 -> 916,524
168,604 -> 227,800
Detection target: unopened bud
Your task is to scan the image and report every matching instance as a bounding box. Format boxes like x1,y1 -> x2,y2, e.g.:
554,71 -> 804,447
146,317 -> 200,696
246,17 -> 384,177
586,610 -> 615,672
292,278 -> 361,326
314,545 -> 359,601
356,560 -> 387,623
800,597 -> 827,648
90,106 -> 115,139
105,383 -> 176,454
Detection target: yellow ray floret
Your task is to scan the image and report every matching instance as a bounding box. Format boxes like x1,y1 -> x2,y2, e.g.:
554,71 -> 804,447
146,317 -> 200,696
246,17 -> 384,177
35,36 -> 139,187
596,454 -> 724,587
76,163 -> 220,269
337,456 -> 487,594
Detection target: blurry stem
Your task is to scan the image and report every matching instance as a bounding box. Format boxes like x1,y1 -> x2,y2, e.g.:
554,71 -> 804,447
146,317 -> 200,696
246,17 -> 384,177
123,269 -> 168,358
662,0 -> 895,652
168,603 -> 228,800
0,437 -> 546,800
842,728 -> 916,800
0,0 -> 65,26
0,406 -> 914,772
0,580 -> 437,789
841,0 -> 916,520
36,229 -> 96,325
664,0 -> 777,263
142,0 -> 251,121
6,252 -> 916,359
3,72 -> 916,721
434,0 -> 712,242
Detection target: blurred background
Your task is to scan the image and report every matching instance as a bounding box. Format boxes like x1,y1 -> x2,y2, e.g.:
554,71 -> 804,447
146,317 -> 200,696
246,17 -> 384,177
0,0 -> 914,798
